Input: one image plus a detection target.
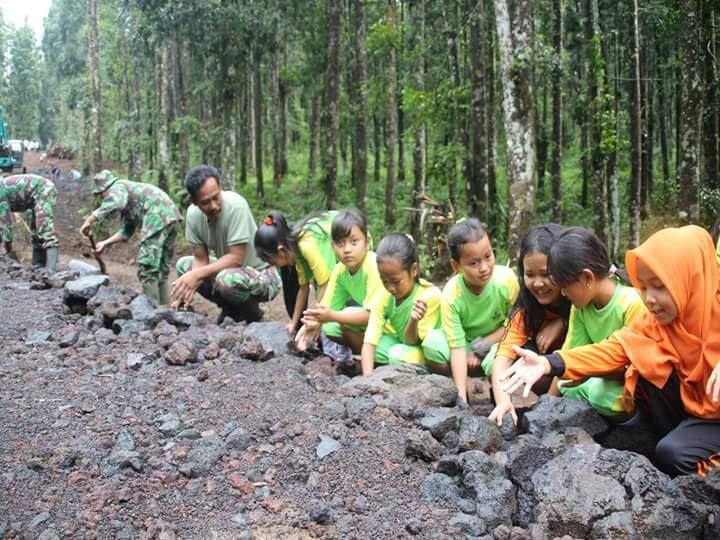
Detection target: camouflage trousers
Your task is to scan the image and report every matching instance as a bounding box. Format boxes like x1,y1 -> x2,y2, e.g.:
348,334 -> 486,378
0,183 -> 59,250
137,223 -> 179,283
176,256 -> 281,306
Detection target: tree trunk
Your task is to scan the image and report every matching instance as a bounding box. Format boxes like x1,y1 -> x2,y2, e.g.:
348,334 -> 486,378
704,6 -> 718,189
628,0 -> 642,247
322,0 -> 340,208
86,0 -> 102,173
272,45 -> 282,187
130,13 -> 142,179
353,0 -> 369,214
220,5 -> 236,189
550,0 -> 563,222
443,0 -> 462,211
468,0 -> 487,221
410,0 -> 426,241
373,113 -> 381,184
495,0 -> 536,258
485,0 -> 497,237
397,1 -> 405,185
240,79 -> 249,185
155,44 -> 171,194
655,39 -> 670,185
584,0 -> 607,242
308,94 -> 319,180
179,40 -> 190,182
280,45 -> 289,178
536,86 -> 548,196
643,49 -> 655,214
385,1 -> 398,227
120,25 -> 133,177
677,0 -> 704,222
254,45 -> 264,198
607,11 -> 621,259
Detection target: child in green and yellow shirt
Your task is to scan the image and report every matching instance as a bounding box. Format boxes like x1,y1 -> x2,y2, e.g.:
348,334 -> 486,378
548,227 -> 647,417
361,234 -> 442,373
255,210 -> 338,333
297,209 -> 385,367
423,218 -> 519,404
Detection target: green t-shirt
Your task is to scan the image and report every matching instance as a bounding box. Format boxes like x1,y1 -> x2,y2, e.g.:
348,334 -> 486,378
185,190 -> 267,270
441,265 -> 519,348
296,211 -> 338,287
321,251 -> 385,312
561,280 -> 646,350
364,279 -> 442,346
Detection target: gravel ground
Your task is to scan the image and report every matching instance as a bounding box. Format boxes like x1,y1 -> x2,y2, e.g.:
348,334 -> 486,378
0,259 -> 469,540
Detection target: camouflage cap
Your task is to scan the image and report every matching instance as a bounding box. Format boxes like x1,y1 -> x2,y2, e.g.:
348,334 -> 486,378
92,170 -> 120,194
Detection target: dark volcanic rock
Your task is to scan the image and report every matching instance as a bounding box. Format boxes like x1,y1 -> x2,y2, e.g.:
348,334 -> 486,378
179,439 -> 224,478
63,275 -> 110,313
459,451 -> 516,529
242,321 -> 291,356
522,394 -> 607,438
457,416 -> 502,454
340,364 -> 457,418
164,339 -> 197,365
309,502 -> 333,525
233,336 -> 273,361
99,301 -> 132,325
419,408 -> 462,440
528,442 -> 716,538
405,429 -> 444,462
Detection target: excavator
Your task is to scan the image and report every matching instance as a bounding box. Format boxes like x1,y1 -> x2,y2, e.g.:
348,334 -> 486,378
0,105 -> 14,172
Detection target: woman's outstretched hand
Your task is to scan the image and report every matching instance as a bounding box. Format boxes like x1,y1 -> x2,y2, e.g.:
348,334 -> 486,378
500,345 -> 552,398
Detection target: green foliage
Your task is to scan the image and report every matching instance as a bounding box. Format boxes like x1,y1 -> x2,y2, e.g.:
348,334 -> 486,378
7,26 -> 41,139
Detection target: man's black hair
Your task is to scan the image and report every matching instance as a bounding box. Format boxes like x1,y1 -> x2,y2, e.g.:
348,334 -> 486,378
185,165 -> 221,200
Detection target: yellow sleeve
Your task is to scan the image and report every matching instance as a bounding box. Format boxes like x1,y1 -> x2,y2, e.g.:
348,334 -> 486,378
441,278 -> 466,349
320,262 -> 348,310
623,291 -> 648,325
506,270 -> 520,305
298,235 -> 332,286
364,292 -> 392,345
417,287 -> 442,341
362,252 -> 386,311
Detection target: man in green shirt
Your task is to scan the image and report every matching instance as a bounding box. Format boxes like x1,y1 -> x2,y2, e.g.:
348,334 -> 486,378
172,165 -> 280,322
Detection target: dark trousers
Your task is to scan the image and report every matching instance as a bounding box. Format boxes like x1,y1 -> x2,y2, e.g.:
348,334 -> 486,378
637,373 -> 720,476
279,265 -> 300,332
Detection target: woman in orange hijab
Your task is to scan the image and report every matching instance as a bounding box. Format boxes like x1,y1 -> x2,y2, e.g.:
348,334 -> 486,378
501,225 -> 720,476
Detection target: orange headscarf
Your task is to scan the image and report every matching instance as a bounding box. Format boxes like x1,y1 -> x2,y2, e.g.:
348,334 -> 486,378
614,225 -> 720,419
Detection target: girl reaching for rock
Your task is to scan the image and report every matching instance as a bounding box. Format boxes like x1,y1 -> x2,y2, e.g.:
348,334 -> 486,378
254,210 -> 338,334
489,224 -> 570,426
547,227 -> 647,418
297,209 -> 385,373
422,218 -> 520,405
360,233 -> 442,374
501,225 -> 720,476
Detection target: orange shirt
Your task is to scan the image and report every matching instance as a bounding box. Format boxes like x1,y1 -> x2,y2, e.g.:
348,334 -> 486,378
497,308 -> 564,360
559,226 -> 720,420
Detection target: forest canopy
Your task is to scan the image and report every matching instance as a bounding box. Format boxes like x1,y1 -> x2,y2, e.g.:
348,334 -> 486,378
0,0 -> 717,264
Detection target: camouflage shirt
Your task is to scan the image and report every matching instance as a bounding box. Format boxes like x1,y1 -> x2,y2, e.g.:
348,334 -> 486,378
92,180 -> 182,241
0,174 -> 56,212
0,174 -> 58,246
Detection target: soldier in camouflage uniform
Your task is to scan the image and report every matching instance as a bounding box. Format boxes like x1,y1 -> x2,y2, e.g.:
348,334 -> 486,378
0,174 -> 60,272
80,170 -> 182,305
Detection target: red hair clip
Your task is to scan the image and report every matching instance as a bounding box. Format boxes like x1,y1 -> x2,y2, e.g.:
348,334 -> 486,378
264,216 -> 274,225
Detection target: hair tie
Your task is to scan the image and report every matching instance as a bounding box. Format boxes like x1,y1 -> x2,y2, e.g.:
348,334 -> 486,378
264,216 -> 274,226
609,264 -> 618,275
